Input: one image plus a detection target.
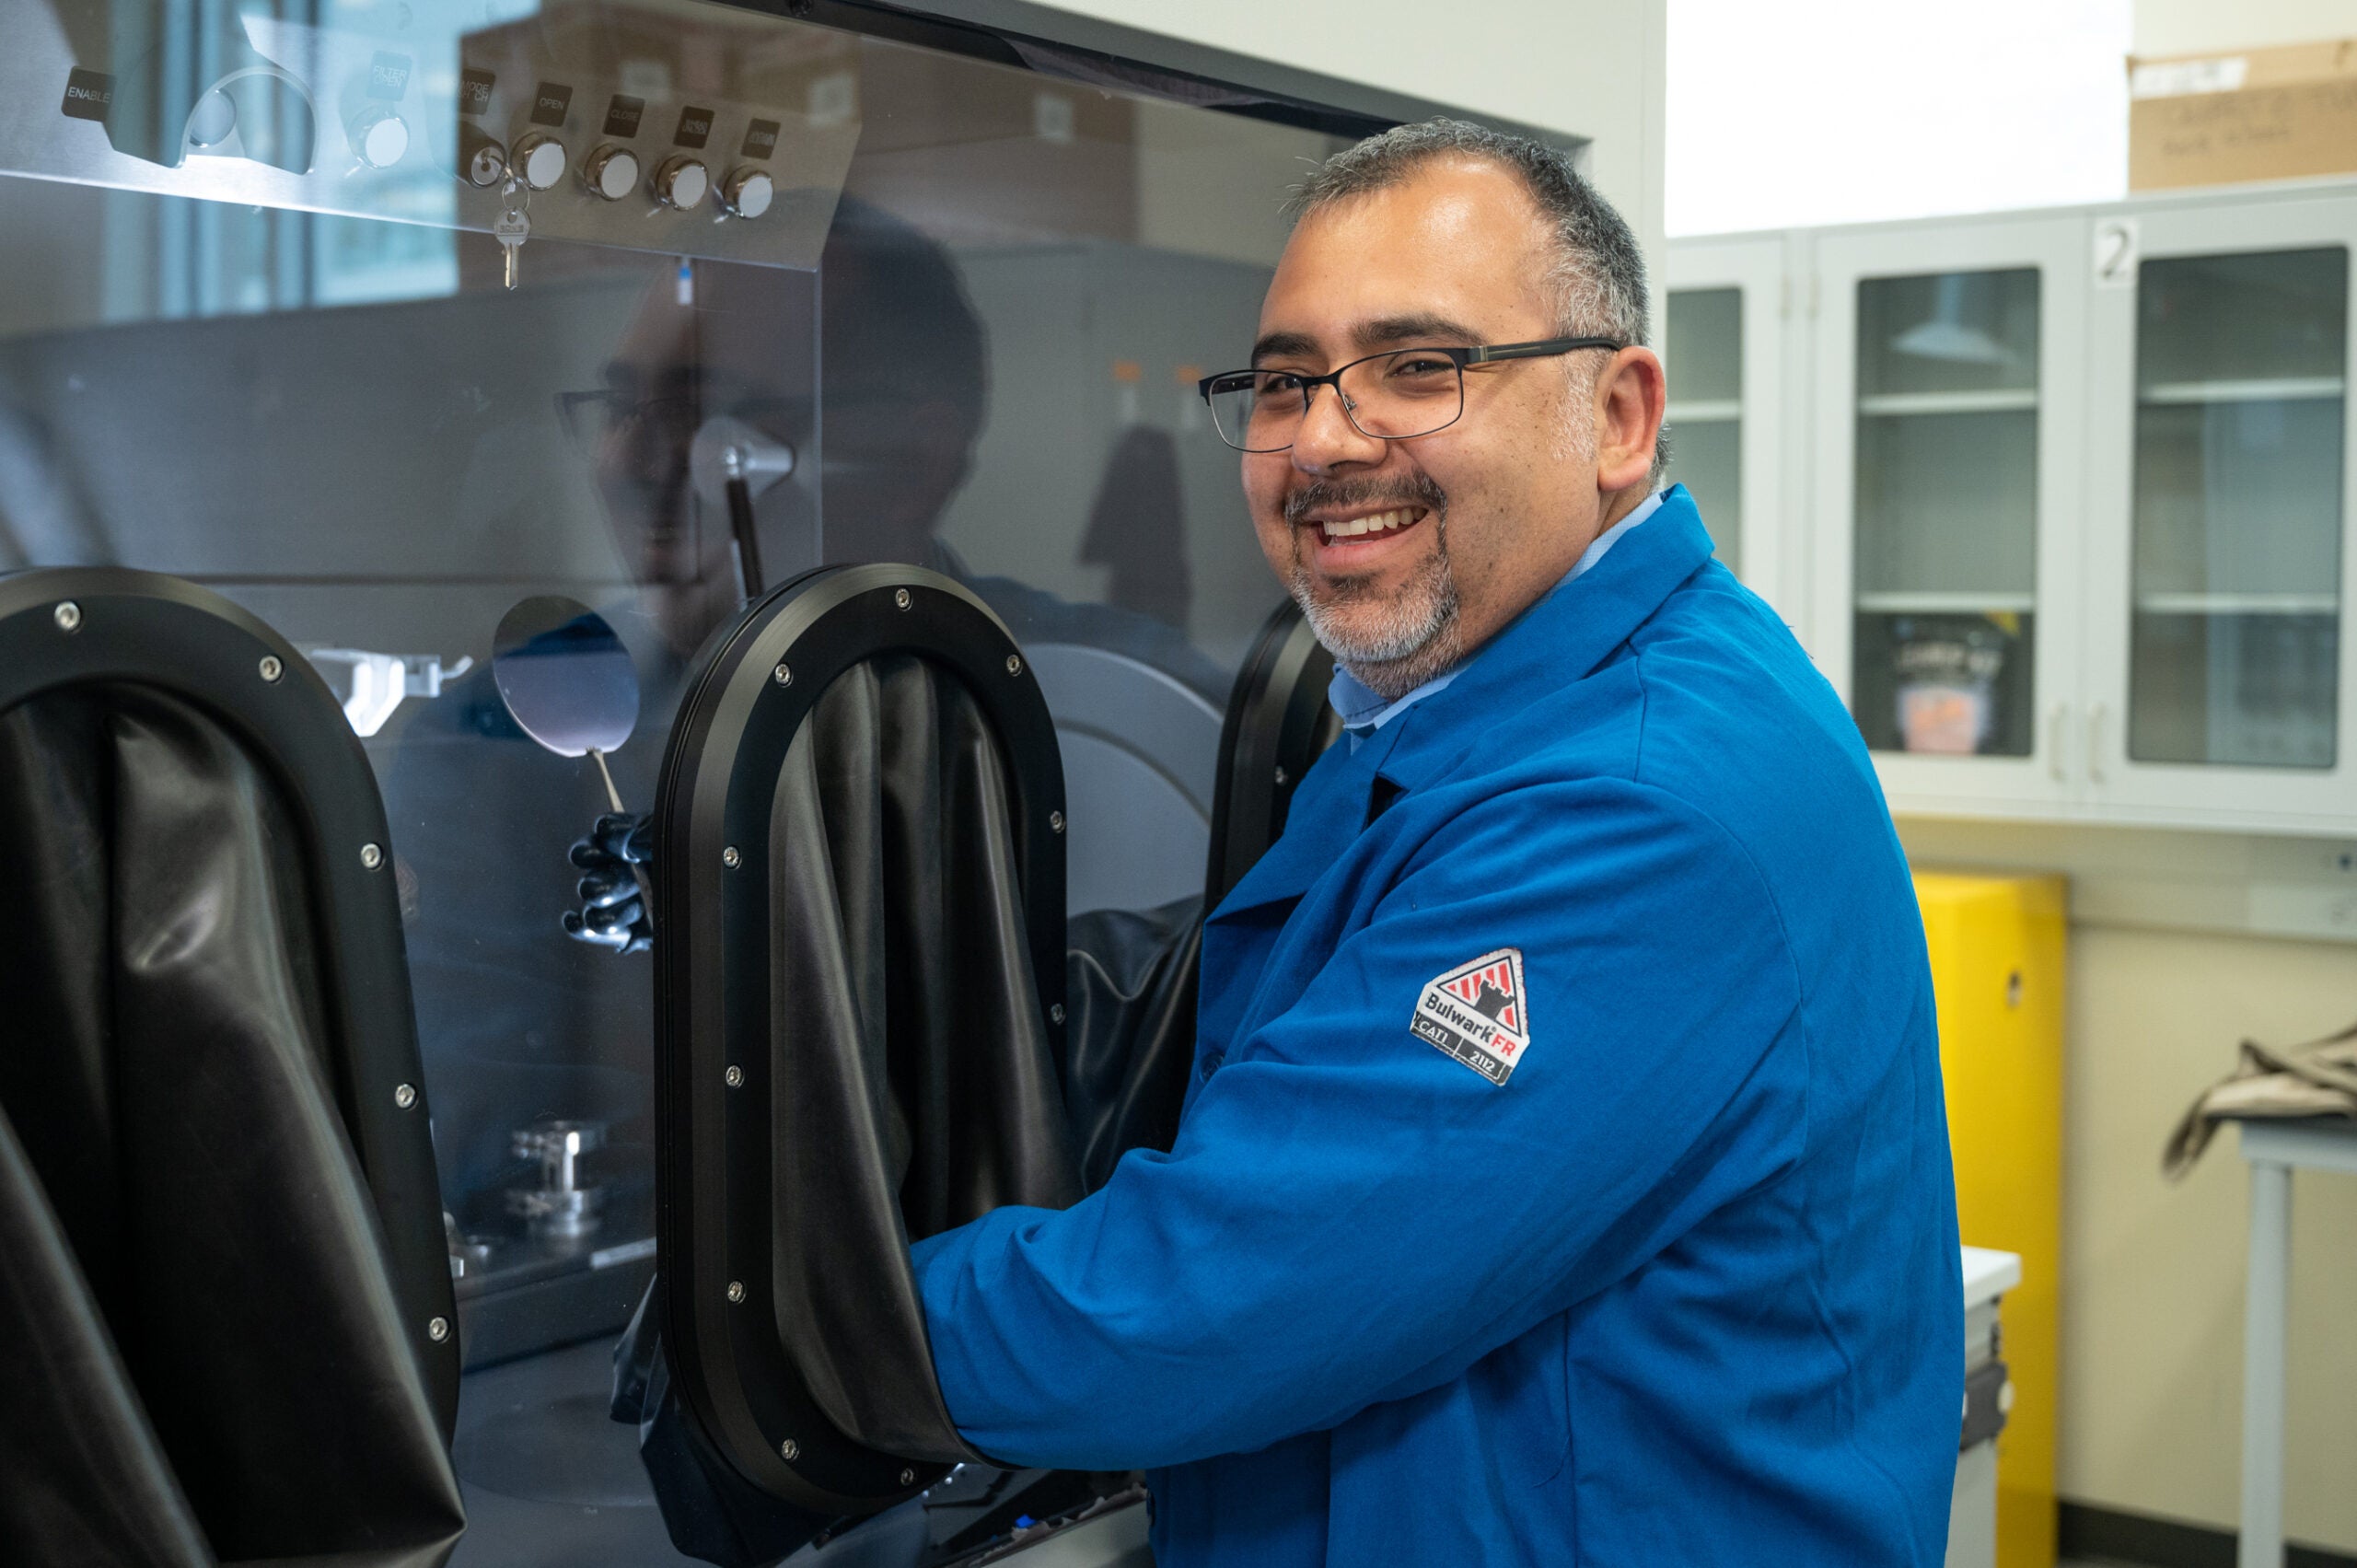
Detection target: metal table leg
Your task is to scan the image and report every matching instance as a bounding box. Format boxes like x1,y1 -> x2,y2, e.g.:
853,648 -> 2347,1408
2240,1158 -> 2292,1568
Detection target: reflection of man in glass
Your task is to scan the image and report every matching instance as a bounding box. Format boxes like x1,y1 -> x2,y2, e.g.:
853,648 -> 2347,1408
384,255 -> 819,1237
561,260 -> 814,664
819,196 -> 993,572
565,193 -> 988,586
403,196 -> 1232,1213
577,194 -> 1225,693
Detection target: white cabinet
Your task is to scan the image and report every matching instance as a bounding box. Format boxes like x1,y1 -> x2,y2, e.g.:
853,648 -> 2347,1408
2080,195 -> 2357,834
1671,183 -> 2357,835
1664,236 -> 1796,618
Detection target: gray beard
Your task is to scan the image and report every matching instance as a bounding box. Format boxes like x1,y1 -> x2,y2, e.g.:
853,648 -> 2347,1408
1289,509 -> 1464,703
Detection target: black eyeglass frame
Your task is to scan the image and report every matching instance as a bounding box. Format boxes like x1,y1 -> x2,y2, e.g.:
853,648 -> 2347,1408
1196,335 -> 1626,452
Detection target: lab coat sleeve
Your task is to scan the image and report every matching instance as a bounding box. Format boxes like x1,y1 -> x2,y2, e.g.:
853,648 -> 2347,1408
909,775 -> 1808,1470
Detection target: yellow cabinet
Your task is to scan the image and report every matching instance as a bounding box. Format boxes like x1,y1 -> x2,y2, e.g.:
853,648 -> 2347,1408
1916,873 -> 2066,1568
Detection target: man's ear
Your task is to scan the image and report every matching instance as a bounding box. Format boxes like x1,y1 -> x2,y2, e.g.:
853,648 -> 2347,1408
1593,346 -> 1666,495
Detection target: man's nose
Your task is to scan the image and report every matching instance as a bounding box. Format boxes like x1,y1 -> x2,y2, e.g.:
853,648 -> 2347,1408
1290,382 -> 1388,473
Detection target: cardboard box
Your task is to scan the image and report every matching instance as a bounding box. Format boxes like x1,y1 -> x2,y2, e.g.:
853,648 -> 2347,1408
2130,40 -> 2357,192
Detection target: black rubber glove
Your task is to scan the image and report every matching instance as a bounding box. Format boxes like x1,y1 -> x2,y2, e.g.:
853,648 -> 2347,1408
565,811 -> 655,954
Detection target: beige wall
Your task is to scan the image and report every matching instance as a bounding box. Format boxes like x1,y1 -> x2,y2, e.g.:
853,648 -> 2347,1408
1902,816 -> 2357,1548
2056,924 -> 2357,1548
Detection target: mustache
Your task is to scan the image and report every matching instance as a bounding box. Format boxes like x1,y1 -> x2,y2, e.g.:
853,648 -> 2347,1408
1283,472 -> 1447,528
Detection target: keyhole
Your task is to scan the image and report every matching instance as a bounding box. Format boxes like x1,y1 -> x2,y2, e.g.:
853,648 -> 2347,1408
2004,970 -> 2023,1009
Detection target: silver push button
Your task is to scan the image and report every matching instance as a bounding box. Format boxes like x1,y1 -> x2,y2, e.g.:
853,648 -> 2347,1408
510,131 -> 568,192
351,105 -> 409,169
720,167 -> 773,219
583,144 -> 640,202
651,155 -> 709,210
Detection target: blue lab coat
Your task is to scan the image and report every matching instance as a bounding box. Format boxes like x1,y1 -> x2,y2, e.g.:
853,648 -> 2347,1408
911,487 -> 1963,1565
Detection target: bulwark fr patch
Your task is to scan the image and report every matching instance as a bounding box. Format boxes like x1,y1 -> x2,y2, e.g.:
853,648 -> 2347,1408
1410,947 -> 1529,1085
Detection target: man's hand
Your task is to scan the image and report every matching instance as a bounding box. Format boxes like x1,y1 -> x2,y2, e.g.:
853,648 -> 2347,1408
564,811 -> 655,954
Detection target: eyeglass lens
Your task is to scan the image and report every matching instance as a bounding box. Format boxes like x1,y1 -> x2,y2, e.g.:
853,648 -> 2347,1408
1206,349 -> 1465,451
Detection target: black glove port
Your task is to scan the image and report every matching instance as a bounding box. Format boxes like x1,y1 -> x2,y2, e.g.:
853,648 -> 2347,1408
0,570 -> 462,1568
615,567 -> 1220,1565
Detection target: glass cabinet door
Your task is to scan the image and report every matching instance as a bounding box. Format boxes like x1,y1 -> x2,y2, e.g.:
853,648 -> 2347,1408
1810,218 -> 2086,809
2084,196 -> 2357,830
1665,234 -> 1790,616
1851,267 -> 2041,758
2132,250 -> 2343,767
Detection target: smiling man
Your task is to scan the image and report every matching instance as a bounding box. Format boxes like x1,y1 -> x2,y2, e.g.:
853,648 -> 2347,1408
911,120 -> 1963,1565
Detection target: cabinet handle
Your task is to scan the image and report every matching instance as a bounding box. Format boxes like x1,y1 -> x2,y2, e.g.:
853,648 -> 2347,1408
2086,702 -> 2108,784
2048,703 -> 2070,782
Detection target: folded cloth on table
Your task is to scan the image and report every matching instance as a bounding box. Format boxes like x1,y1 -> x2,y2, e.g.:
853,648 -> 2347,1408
2164,1019 -> 2357,1179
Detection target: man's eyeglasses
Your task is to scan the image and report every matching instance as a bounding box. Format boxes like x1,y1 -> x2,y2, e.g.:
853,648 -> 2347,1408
1196,336 -> 1623,453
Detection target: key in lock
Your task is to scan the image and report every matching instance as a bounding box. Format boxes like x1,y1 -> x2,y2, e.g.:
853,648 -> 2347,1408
493,204 -> 529,290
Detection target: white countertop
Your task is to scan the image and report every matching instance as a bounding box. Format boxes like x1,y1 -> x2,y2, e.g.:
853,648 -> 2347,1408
1962,1245 -> 2022,1311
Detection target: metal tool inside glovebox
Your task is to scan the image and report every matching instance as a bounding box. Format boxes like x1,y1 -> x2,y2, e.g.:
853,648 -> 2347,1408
690,415 -> 797,599
455,1107 -> 655,1366
508,1118 -> 610,1239
492,596 -> 655,924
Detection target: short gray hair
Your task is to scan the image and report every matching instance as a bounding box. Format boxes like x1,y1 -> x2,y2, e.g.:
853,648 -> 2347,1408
1287,119 -> 1666,480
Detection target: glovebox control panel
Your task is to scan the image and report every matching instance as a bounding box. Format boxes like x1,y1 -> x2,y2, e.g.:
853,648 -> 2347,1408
10,0 -> 861,271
